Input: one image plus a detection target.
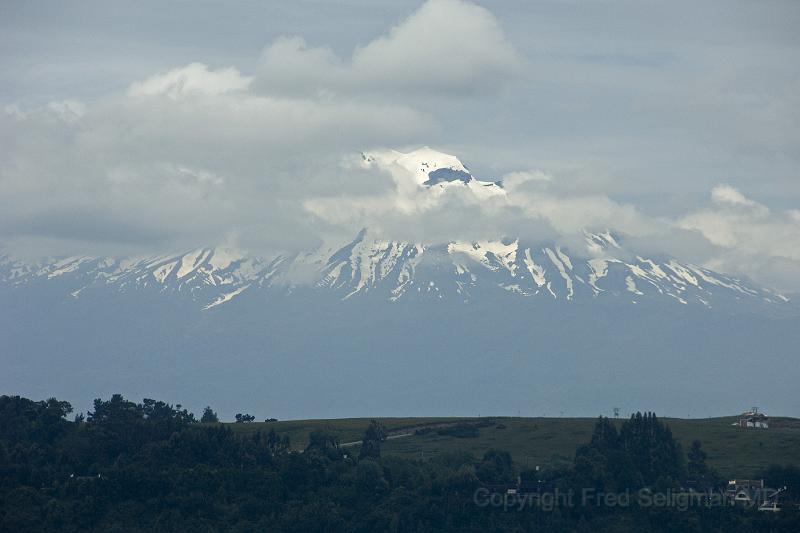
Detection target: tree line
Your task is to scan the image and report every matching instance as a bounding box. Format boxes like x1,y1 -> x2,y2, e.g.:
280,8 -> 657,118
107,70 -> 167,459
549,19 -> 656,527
1,394 -> 798,532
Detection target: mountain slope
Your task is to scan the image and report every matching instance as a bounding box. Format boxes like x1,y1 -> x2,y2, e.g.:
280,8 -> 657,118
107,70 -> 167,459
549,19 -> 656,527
1,147 -> 797,419
0,228 -> 789,313
3,147 -> 787,312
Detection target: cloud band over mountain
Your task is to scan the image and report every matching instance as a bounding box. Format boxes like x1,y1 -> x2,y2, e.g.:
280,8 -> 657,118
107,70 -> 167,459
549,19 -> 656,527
1,0 -> 799,291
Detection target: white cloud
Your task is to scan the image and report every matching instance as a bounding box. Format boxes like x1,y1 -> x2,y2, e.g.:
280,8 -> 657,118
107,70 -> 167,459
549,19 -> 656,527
710,183 -> 758,207
350,0 -> 524,91
0,76 -> 438,253
304,147 -> 651,246
256,0 -> 523,96
502,170 -> 553,185
678,187 -> 800,289
0,0 -> 530,258
128,62 -> 253,99
1,0 -> 799,291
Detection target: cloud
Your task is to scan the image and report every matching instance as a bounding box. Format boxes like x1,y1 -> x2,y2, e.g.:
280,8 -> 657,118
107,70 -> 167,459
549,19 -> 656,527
1,0 -> 799,291
128,63 -> 252,98
350,0 -> 524,91
502,170 -> 553,185
0,72 -> 438,254
0,0 -> 527,255
304,147 -> 651,246
44,100 -> 86,123
710,183 -> 759,208
255,0 -> 524,97
677,186 -> 800,289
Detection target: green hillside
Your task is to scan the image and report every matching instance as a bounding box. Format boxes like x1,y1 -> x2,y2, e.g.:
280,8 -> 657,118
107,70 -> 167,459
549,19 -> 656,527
229,415 -> 800,478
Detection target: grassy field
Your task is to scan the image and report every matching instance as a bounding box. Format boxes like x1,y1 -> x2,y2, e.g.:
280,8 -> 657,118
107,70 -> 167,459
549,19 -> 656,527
228,415 -> 800,478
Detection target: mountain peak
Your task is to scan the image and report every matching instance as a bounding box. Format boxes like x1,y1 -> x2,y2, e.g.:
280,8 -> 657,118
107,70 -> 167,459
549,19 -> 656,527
362,147 -> 505,198
363,147 -> 471,186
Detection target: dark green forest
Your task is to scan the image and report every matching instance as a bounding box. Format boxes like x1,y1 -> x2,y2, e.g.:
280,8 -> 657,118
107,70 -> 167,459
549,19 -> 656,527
1,394 -> 799,532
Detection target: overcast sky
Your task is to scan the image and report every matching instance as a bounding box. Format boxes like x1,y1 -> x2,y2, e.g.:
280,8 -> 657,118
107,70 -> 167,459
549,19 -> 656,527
1,0 -> 799,290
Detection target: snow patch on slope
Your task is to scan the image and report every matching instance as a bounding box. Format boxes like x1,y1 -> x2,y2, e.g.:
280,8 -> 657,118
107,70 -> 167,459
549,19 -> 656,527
523,248 -> 546,287
177,250 -> 210,278
545,248 -> 573,300
203,284 -> 250,310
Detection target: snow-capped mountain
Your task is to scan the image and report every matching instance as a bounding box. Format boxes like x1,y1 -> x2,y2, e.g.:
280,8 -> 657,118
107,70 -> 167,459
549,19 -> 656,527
0,228 -> 788,312
0,147 -> 788,313
2,148 -> 798,420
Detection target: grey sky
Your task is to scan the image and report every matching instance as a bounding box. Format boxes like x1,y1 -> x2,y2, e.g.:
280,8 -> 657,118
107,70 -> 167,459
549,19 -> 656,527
1,0 -> 799,289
